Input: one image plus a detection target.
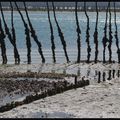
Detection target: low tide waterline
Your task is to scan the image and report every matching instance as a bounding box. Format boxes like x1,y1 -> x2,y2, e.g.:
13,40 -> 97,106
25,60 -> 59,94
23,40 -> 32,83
1,11 -> 120,64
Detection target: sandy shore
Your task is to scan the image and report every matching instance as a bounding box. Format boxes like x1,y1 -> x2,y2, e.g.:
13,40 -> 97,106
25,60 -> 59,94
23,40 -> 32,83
0,62 -> 120,118
0,78 -> 120,118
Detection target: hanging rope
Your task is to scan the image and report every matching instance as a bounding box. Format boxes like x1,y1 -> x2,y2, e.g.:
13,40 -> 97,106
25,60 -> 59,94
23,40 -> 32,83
24,2 -> 45,63
93,2 -> 99,63
75,2 -> 81,63
0,2 -> 20,64
46,2 -> 56,63
0,18 -> 7,64
15,2 -> 31,64
10,2 -> 20,64
52,2 -> 70,63
114,2 -> 120,63
108,2 -> 113,63
102,2 -> 109,63
84,2 -> 91,63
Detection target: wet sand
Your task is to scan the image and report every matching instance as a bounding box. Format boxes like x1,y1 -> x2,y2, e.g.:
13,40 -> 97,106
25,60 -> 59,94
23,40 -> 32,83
0,62 -> 120,118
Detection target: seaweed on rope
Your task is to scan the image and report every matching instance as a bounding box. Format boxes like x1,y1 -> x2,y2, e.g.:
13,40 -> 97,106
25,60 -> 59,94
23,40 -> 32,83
75,2 -> 81,63
84,2 -> 91,63
52,2 -> 70,63
46,2 -> 56,63
0,17 -> 7,64
114,2 -> 120,63
24,2 -> 45,63
10,2 -> 20,64
108,2 -> 113,63
102,2 -> 109,63
0,2 -> 20,64
93,2 -> 99,63
15,2 -> 31,64
0,2 -> 119,64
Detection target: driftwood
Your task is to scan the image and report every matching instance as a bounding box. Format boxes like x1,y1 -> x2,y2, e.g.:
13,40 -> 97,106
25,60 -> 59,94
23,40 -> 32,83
108,2 -> 112,63
75,2 -> 81,63
0,2 -> 20,64
114,2 -> 120,63
24,2 -> 45,63
0,18 -> 7,64
52,2 -> 70,63
84,2 -> 91,63
93,2 -> 99,63
46,2 -> 56,63
15,2 -> 31,64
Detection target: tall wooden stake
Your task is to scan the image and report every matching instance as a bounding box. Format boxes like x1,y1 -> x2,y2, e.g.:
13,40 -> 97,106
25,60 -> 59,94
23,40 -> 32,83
0,2 -> 20,64
102,2 -> 109,63
84,2 -> 91,63
114,2 -> 120,63
15,2 -> 31,64
52,2 -> 70,63
94,2 -> 99,63
24,2 -> 45,63
46,2 -> 56,63
108,2 -> 112,63
75,2 -> 81,63
10,2 -> 20,64
0,18 -> 7,64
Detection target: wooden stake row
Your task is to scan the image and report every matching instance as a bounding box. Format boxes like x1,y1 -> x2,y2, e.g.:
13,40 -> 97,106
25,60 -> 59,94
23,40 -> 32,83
0,2 -> 119,64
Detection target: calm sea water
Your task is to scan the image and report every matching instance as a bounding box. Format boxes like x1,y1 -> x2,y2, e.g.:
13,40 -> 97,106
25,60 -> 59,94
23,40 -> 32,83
1,11 -> 120,64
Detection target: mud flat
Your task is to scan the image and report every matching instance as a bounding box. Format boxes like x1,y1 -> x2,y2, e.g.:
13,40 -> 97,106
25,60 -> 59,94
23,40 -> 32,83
0,73 -> 75,107
0,62 -> 120,85
0,62 -> 120,75
0,62 -> 120,118
0,68 -> 89,112
0,77 -> 120,118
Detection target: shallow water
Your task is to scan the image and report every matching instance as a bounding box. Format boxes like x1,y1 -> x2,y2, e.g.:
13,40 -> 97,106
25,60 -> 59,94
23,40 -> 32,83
0,11 -> 120,64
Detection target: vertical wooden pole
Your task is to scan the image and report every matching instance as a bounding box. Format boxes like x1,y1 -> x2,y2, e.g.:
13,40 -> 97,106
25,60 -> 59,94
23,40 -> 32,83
24,2 -> 45,63
15,2 -> 31,64
75,2 -> 81,63
84,2 -> 91,63
52,2 -> 70,63
46,2 -> 56,63
94,2 -> 99,63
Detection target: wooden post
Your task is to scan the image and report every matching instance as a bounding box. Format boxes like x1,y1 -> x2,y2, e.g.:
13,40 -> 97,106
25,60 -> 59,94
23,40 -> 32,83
24,2 -> 45,63
0,2 -> 20,64
0,18 -> 7,64
107,70 -> 112,80
75,2 -> 81,63
84,2 -> 91,63
103,72 -> 106,81
10,2 -> 20,64
102,3 -> 109,63
98,71 -> 101,83
52,2 -> 70,63
117,70 -> 120,78
112,69 -> 115,78
46,2 -> 56,63
94,2 -> 99,63
75,76 -> 77,86
114,2 -> 120,63
15,2 -> 31,64
108,2 -> 112,63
